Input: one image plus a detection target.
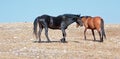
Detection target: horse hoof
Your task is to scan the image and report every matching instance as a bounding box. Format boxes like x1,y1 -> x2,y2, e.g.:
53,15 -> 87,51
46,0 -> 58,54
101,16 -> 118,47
61,40 -> 67,43
93,40 -> 96,41
61,38 -> 67,43
99,40 -> 103,42
62,41 -> 67,43
38,41 -> 41,43
46,40 -> 51,43
84,38 -> 86,40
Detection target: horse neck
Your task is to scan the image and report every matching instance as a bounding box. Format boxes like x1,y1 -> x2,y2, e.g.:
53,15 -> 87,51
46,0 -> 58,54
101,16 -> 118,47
81,16 -> 91,23
81,18 -> 87,23
65,19 -> 75,26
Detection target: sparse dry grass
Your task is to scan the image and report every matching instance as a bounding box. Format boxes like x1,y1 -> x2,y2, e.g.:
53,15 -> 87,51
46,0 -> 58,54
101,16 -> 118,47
0,23 -> 120,59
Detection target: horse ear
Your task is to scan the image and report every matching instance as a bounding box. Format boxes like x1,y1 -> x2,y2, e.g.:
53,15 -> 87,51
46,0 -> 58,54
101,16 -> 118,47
79,14 -> 81,17
77,14 -> 81,17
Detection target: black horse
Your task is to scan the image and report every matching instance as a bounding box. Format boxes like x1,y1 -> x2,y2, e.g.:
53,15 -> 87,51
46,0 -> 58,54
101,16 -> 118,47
33,14 -> 83,43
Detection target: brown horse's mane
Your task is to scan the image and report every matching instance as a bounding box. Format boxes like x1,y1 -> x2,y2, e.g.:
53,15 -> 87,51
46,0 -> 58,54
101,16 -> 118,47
81,16 -> 92,19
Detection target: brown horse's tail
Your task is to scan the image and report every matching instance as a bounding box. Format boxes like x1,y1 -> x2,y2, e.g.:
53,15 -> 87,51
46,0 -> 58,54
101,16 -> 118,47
33,18 -> 38,39
101,19 -> 106,39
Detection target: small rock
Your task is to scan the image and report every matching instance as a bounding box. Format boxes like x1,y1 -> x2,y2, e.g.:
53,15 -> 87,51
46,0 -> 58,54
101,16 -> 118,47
13,37 -> 18,39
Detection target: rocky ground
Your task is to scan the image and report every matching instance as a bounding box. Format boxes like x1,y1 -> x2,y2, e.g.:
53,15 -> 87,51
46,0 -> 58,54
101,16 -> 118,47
0,22 -> 120,59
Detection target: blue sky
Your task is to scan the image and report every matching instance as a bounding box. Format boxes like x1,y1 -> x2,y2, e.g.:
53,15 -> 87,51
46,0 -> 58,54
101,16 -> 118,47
0,0 -> 120,24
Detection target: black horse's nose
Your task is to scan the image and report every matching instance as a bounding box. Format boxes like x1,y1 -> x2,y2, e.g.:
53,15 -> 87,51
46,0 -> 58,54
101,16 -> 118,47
81,23 -> 83,26
79,21 -> 83,26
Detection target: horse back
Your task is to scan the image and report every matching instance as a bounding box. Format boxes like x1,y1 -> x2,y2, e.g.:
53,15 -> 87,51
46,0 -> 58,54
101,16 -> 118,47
84,16 -> 102,29
37,15 -> 50,22
81,16 -> 94,29
52,17 -> 62,26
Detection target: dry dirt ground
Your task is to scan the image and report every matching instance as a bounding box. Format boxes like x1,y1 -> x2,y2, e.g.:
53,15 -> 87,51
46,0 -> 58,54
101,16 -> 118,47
0,22 -> 120,59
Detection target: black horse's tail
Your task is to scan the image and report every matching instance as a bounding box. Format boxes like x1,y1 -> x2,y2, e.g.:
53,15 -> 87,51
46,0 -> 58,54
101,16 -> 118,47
101,19 -> 106,39
33,18 -> 38,39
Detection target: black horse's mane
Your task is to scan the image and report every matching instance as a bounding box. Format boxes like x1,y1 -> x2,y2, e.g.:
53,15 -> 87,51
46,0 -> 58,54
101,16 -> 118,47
63,14 -> 80,18
38,14 -> 79,19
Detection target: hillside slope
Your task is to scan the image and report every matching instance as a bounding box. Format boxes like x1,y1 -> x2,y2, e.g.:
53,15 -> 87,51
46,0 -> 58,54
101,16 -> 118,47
0,23 -> 120,59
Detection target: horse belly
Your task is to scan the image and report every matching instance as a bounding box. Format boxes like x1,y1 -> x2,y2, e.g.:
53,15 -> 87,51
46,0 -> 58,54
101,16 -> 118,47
48,25 -> 60,29
49,19 -> 61,29
88,25 -> 95,29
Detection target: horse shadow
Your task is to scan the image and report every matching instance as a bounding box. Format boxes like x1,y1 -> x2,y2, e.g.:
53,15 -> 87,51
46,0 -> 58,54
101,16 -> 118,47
85,39 -> 102,42
33,39 -> 102,43
70,41 -> 81,43
33,41 -> 81,43
33,40 -> 68,43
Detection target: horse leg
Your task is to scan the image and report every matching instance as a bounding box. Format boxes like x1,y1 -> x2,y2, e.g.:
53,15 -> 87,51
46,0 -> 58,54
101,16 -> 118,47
84,28 -> 87,40
61,28 -> 66,43
97,30 -> 103,42
91,29 -> 96,41
45,27 -> 50,42
41,20 -> 51,42
38,26 -> 43,43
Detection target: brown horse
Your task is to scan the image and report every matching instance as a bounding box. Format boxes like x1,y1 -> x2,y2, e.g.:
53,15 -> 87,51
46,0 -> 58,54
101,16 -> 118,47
77,16 -> 106,42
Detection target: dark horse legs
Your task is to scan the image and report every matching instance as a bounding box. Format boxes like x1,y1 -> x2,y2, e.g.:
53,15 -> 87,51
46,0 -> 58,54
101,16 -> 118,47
84,28 -> 87,40
98,31 -> 103,42
84,29 -> 96,41
38,23 -> 43,42
91,29 -> 96,41
42,21 -> 51,42
61,28 -> 66,43
91,29 -> 103,42
60,22 -> 67,43
45,27 -> 50,42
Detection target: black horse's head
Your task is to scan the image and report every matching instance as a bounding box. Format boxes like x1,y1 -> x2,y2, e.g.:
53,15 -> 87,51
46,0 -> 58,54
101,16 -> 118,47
75,14 -> 83,27
61,14 -> 83,27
